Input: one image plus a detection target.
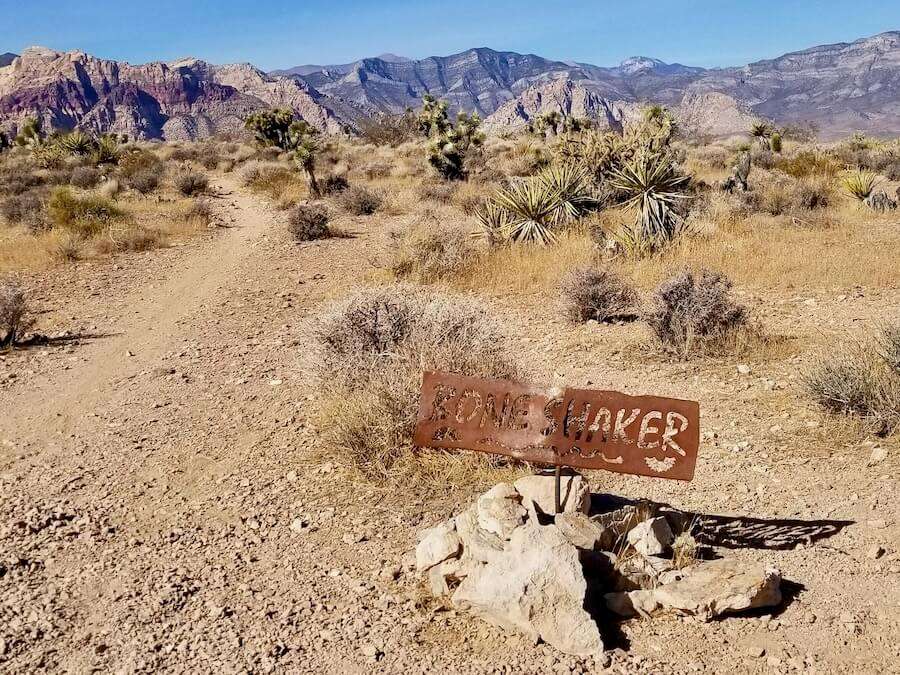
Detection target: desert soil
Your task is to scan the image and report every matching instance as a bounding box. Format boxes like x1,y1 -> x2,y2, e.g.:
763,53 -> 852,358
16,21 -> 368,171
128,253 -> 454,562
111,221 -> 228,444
1,176 -> 899,674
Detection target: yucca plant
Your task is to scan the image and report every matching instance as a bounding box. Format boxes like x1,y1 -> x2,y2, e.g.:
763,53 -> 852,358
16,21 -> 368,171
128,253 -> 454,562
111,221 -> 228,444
473,201 -> 514,245
90,134 -> 121,165
609,151 -> 691,254
842,169 -> 879,201
490,178 -> 563,245
58,130 -> 94,156
749,120 -> 773,144
287,120 -> 321,198
537,164 -> 597,220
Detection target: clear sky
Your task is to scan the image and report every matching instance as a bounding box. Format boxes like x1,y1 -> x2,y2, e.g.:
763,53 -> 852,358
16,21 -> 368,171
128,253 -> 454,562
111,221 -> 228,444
2,1 -> 898,71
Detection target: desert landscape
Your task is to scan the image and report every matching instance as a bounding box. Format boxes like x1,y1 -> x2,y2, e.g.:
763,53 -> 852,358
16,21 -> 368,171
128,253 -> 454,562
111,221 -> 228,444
1,19 -> 900,675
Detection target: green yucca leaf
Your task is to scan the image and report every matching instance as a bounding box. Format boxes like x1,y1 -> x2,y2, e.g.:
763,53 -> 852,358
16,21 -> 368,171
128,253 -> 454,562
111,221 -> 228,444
491,178 -> 562,246
841,169 -> 879,201
537,164 -> 598,221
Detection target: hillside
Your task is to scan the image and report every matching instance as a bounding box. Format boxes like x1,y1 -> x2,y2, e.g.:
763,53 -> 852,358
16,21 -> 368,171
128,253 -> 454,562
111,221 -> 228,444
1,31 -> 899,140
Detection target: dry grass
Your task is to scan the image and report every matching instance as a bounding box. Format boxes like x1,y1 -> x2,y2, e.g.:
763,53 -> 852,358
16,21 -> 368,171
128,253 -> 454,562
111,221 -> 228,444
310,285 -> 522,483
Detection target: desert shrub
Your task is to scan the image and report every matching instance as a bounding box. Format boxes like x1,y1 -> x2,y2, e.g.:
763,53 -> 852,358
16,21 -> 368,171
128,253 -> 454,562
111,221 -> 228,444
46,187 -> 124,235
100,223 -> 166,253
804,324 -> 900,435
44,168 -> 73,186
391,222 -> 477,281
362,161 -> 392,181
0,280 -> 35,347
337,185 -> 382,215
774,150 -> 842,179
69,166 -> 101,189
358,111 -> 419,146
419,181 -> 456,204
312,286 -> 520,479
174,171 -> 209,196
287,204 -> 331,242
792,175 -> 834,210
321,173 -> 349,196
0,165 -> 44,195
118,148 -> 163,180
167,146 -> 200,162
646,269 -> 748,356
198,146 -> 221,170
560,267 -> 638,323
1,190 -> 46,230
128,169 -> 161,194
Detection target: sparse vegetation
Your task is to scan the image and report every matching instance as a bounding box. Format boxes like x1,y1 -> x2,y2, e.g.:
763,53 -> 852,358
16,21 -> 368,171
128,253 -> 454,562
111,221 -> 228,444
287,204 -> 331,242
46,187 -> 124,235
337,185 -> 382,215
0,279 -> 35,348
175,171 -> 209,196
392,221 -> 477,281
646,269 -> 748,356
560,267 -> 638,323
312,285 -> 520,479
804,324 -> 900,435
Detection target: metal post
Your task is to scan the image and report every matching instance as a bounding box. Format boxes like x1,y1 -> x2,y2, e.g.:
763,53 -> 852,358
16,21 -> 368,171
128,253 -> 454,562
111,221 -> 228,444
554,464 -> 562,515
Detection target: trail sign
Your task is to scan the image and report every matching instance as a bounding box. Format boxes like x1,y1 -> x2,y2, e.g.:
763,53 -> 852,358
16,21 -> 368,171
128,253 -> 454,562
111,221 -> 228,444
413,371 -> 700,481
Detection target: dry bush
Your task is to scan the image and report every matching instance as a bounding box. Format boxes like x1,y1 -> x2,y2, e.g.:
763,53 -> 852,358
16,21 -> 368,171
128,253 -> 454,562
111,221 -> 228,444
128,169 -> 161,194
419,181 -> 456,204
287,204 -> 331,242
357,112 -> 419,147
646,268 -> 749,356
197,146 -> 221,170
804,324 -> 900,435
46,187 -> 124,236
166,145 -> 201,162
321,174 -> 349,196
0,279 -> 35,347
69,166 -> 101,189
95,224 -> 166,254
362,160 -> 393,181
450,181 -> 490,215
2,190 -> 47,230
118,148 -> 163,179
240,161 -> 303,203
775,151 -> 842,179
337,185 -> 382,215
560,266 -> 638,324
174,171 -> 209,196
744,171 -> 835,217
311,285 -> 521,480
391,222 -> 478,282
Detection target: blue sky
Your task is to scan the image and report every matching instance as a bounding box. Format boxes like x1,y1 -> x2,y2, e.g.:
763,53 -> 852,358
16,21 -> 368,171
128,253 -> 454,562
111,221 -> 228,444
2,1 -> 898,70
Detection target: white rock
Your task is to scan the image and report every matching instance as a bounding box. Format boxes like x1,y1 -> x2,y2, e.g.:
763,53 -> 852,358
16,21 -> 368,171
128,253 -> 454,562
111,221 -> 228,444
866,446 -> 887,466
605,559 -> 782,621
476,483 -> 527,540
626,517 -> 674,557
554,512 -> 606,550
454,505 -> 507,566
415,521 -> 461,572
452,523 -> 604,657
514,472 -> 590,519
737,364 -> 752,375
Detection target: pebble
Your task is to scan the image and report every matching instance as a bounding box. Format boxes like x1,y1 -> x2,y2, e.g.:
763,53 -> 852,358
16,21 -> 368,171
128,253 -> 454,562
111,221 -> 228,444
736,364 -> 752,375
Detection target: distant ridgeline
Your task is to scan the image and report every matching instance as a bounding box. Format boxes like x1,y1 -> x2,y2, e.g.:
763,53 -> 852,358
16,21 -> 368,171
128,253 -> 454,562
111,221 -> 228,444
2,31 -> 900,140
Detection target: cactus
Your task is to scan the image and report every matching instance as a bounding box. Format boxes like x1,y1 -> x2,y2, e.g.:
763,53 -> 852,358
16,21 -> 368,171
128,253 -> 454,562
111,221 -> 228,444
58,130 -> 94,155
14,117 -> 44,148
769,132 -> 783,153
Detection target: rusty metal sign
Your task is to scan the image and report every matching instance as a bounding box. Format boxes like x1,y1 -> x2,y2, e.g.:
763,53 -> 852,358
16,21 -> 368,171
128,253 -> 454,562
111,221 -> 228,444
413,371 -> 700,481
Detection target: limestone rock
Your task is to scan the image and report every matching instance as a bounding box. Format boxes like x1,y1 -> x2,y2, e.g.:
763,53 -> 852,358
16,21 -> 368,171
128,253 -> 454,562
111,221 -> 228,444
476,483 -> 527,540
626,517 -> 674,557
554,512 -> 607,550
605,559 -> 782,621
415,521 -> 461,572
454,505 -> 507,566
452,524 -> 604,657
591,504 -> 648,550
514,472 -> 589,520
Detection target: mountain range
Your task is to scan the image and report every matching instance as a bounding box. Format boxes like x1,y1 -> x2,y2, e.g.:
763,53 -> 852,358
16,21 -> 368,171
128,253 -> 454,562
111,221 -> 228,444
1,31 -> 899,141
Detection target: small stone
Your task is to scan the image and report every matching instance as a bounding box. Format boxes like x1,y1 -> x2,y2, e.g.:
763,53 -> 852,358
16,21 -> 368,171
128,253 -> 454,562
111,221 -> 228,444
866,446 -> 887,466
737,364 -> 752,375
626,517 -> 674,557
747,645 -> 766,658
415,521 -> 461,572
866,544 -> 885,560
289,518 -> 308,533
476,483 -> 527,540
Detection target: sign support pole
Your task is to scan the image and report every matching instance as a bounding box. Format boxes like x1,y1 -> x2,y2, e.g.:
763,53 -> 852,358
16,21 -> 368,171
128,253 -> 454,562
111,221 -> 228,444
554,464 -> 561,515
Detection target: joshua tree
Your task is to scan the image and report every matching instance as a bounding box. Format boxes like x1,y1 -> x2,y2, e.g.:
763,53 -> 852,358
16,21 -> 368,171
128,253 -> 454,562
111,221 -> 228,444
640,105 -> 678,151
536,111 -> 562,137
14,117 -> 45,148
417,95 -> 484,180
769,131 -> 783,153
245,109 -> 321,198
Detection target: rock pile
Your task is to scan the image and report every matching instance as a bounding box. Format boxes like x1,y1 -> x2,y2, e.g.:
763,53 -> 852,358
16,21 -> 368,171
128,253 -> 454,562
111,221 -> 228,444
414,472 -> 783,657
